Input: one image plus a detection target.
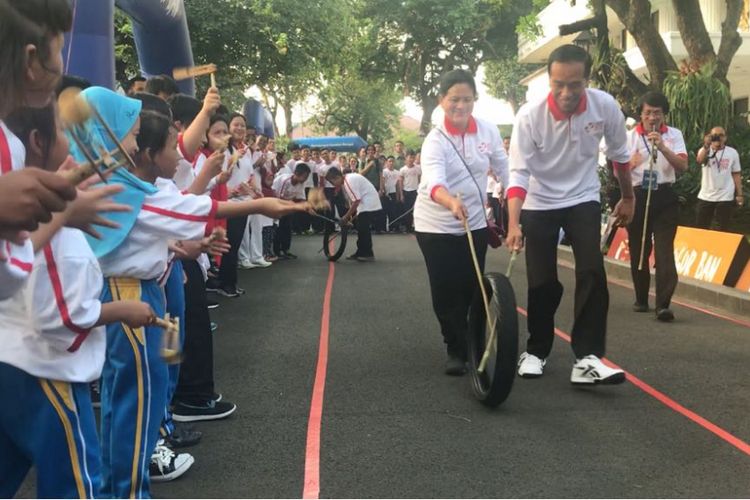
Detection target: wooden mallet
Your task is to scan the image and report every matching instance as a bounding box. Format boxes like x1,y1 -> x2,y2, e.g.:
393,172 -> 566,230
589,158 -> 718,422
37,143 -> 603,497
173,63 -> 218,88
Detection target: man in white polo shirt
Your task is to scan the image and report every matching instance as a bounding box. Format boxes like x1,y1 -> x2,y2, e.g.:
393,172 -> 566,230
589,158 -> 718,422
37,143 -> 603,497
625,91 -> 688,322
695,126 -> 744,231
325,167 -> 382,262
506,44 -> 635,385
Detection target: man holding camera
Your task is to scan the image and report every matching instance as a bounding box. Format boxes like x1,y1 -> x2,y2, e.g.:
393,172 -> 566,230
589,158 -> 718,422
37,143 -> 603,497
696,127 -> 744,231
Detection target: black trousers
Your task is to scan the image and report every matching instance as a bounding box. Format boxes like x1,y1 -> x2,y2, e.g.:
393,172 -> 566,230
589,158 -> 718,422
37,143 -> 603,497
262,225 -> 275,257
403,190 -> 417,230
274,214 -> 293,253
324,187 -> 348,232
521,201 -> 608,359
218,215 -> 247,289
353,211 -> 374,257
174,259 -> 215,403
416,229 -> 488,358
696,199 -> 735,231
626,185 -> 679,309
385,193 -> 402,230
372,198 -> 387,232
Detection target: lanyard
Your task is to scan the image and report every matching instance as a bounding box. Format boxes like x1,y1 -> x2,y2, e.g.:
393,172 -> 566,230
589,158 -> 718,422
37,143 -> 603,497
712,148 -> 726,170
640,135 -> 657,161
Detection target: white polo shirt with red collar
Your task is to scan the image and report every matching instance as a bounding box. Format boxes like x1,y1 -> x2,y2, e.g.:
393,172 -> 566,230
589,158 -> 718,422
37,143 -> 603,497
341,173 -> 382,213
508,88 -> 631,210
415,115 -> 508,234
627,123 -> 687,186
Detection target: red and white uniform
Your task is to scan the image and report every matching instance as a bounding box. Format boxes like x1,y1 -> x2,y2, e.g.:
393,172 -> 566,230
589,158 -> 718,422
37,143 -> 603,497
98,184 -> 217,280
342,173 -> 382,214
626,123 -> 687,186
382,168 -> 400,195
508,89 -> 630,210
0,121 -> 34,300
0,228 -> 105,382
317,160 -> 335,188
415,116 -> 508,234
272,173 -> 306,201
399,164 -> 421,192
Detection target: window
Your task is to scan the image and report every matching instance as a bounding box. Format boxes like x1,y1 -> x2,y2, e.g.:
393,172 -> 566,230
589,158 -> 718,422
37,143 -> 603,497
733,97 -> 748,117
651,10 -> 660,32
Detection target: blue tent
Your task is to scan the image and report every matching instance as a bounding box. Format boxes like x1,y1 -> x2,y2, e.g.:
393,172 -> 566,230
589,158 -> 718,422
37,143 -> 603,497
292,136 -> 367,153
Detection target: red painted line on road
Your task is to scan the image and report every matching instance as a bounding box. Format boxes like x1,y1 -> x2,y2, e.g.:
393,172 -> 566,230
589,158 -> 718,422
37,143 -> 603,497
516,305 -> 750,457
557,258 -> 750,329
303,262 -> 335,499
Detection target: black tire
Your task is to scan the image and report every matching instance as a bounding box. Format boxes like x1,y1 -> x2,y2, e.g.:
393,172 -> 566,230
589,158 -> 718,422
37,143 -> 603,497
467,272 -> 519,408
323,225 -> 348,262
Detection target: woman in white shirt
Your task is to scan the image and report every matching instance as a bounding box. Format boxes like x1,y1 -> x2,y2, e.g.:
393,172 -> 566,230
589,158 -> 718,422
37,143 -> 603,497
414,69 -> 508,375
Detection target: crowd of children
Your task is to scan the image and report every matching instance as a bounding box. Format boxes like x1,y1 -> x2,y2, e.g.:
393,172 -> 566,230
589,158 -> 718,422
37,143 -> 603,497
0,1 -> 514,497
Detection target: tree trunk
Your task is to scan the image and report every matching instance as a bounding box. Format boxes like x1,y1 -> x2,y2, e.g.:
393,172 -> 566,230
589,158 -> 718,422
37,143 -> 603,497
672,0 -> 716,67
715,0 -> 744,83
606,0 -> 678,89
283,98 -> 294,138
419,94 -> 438,136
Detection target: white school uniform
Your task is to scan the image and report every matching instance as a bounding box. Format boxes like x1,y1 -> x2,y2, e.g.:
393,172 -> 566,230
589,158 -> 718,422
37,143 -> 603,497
0,228 -> 105,382
273,173 -> 306,201
698,145 -> 742,202
341,173 -> 382,214
0,121 -> 34,300
399,164 -> 421,191
227,148 -> 256,202
173,133 -> 199,192
382,168 -> 400,195
626,123 -> 687,186
97,185 -> 217,280
414,115 -> 508,234
300,158 -> 315,190
508,89 -> 630,210
317,161 -> 335,188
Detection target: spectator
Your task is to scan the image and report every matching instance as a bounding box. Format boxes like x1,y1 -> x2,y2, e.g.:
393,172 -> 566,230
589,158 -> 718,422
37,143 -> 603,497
146,74 -> 180,101
126,75 -> 146,96
695,127 -> 744,231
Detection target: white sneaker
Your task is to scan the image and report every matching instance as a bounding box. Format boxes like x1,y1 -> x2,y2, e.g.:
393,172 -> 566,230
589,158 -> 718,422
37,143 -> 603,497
149,440 -> 194,482
249,259 -> 272,268
237,260 -> 253,270
570,355 -> 625,385
517,352 -> 545,378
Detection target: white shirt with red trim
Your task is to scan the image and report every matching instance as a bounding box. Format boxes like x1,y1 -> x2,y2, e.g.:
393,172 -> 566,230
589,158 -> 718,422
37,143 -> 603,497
0,227 -> 105,382
192,151 -> 225,194
317,161 -> 334,188
698,145 -> 742,202
342,173 -> 381,213
227,148 -> 258,202
627,124 -> 686,185
399,164 -> 421,191
272,172 -> 306,201
98,183 -> 217,280
383,168 -> 400,194
415,115 -> 508,234
299,158 -> 315,189
0,121 -> 35,300
173,132 -> 198,192
508,88 -> 630,210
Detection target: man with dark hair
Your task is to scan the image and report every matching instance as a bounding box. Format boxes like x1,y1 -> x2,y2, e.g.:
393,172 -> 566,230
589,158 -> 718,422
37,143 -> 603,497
325,167 -> 382,262
273,162 -> 310,259
626,91 -> 688,321
507,44 -> 635,385
393,140 -> 406,169
146,74 -> 180,100
126,76 -> 147,96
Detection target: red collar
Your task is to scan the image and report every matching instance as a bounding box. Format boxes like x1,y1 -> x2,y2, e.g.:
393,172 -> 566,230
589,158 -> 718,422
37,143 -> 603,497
547,92 -> 588,121
635,123 -> 669,135
443,115 -> 478,136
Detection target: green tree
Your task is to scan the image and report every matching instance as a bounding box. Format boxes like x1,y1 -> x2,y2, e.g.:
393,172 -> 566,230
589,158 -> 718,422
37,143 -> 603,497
483,58 -> 541,114
364,0 -> 533,135
114,10 -> 139,87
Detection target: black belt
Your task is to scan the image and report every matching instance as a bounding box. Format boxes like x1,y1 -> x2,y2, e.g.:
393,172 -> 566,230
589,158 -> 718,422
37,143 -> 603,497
635,182 -> 673,189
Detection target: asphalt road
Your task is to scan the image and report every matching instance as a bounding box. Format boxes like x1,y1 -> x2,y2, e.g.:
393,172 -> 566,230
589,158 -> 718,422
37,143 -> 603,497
16,233 -> 750,498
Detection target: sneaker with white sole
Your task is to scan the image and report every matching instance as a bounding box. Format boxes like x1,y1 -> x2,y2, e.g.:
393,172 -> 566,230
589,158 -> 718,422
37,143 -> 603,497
149,440 -> 194,482
249,259 -> 272,268
517,352 -> 546,378
238,260 -> 253,270
172,399 -> 237,422
570,355 -> 626,385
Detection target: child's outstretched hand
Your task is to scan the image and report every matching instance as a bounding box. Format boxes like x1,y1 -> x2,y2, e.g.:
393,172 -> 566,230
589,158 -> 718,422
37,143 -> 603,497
202,87 -> 221,115
65,184 -> 131,239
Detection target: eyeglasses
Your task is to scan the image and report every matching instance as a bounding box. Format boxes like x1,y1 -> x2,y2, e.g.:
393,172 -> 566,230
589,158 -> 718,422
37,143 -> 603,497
446,96 -> 477,105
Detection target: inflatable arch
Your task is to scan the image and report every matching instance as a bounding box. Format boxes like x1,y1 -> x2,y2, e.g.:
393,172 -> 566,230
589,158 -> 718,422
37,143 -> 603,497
63,0 -> 274,136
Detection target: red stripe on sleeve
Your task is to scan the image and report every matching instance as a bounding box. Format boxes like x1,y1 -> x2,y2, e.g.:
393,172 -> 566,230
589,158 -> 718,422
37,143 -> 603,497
43,245 -> 92,352
429,185 -> 445,201
178,134 -> 195,163
612,161 -> 630,173
142,203 -> 212,222
0,127 -> 12,174
506,187 -> 527,201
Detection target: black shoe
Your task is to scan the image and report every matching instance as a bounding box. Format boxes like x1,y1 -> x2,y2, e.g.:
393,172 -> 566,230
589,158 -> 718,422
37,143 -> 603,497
346,253 -> 359,260
444,355 -> 467,376
207,299 -> 219,310
212,392 -> 223,402
172,399 -> 237,422
216,287 -> 240,298
285,252 -> 298,259
357,255 -> 375,262
632,302 -> 649,313
656,308 -> 675,322
165,422 -> 202,448
205,278 -> 221,293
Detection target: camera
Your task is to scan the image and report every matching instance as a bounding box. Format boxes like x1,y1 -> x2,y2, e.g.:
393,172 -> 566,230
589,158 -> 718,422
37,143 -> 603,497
710,134 -> 723,141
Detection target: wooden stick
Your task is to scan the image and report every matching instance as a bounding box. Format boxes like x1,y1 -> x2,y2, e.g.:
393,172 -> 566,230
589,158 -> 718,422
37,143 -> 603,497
88,106 -> 137,171
210,72 -> 217,89
638,127 -> 658,271
172,63 -> 217,81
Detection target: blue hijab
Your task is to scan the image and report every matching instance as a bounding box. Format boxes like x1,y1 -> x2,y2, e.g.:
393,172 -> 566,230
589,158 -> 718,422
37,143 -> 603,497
65,87 -> 158,258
